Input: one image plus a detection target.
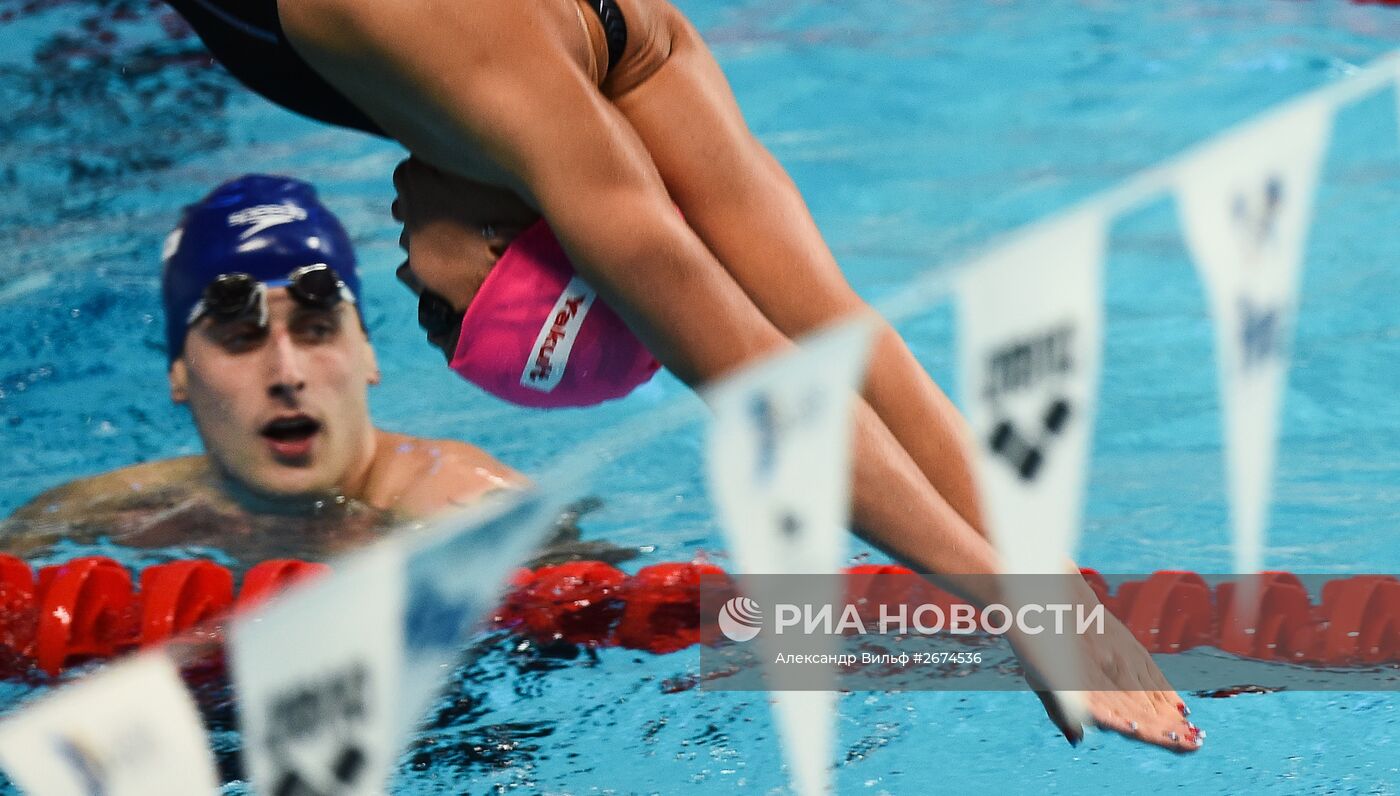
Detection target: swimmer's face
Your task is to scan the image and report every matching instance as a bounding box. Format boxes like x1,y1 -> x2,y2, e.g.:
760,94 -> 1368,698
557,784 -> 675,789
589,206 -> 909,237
391,157 -> 528,359
169,288 -> 380,500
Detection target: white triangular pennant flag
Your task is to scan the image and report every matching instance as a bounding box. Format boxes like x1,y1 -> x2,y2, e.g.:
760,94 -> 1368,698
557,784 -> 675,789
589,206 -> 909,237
0,652 -> 219,795
957,211 -> 1106,572
705,316 -> 877,796
1175,97 -> 1333,575
706,317 -> 877,576
231,485 -> 584,796
230,544 -> 406,796
397,487 -> 577,739
956,210 -> 1107,725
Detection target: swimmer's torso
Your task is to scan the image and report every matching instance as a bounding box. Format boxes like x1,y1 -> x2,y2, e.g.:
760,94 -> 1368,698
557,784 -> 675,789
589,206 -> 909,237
164,0 -> 669,149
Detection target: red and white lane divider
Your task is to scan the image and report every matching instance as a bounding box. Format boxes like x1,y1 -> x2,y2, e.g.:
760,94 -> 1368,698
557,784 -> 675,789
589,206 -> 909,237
2,555 -> 1397,677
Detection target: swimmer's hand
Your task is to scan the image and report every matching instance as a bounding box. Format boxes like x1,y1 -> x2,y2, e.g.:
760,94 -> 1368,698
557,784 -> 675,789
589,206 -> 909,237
524,496 -> 642,568
1009,583 -> 1202,753
391,157 -> 537,312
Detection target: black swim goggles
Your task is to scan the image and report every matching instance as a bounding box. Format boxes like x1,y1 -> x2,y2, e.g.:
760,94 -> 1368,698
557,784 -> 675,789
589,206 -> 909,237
186,264 -> 356,329
395,261 -> 464,362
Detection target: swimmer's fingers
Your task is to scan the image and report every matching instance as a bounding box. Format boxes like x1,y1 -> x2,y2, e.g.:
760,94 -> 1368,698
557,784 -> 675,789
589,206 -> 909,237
1086,695 -> 1139,739
1032,689 -> 1085,747
1020,635 -> 1198,753
1088,691 -> 1202,753
1113,635 -> 1196,734
1077,620 -> 1201,752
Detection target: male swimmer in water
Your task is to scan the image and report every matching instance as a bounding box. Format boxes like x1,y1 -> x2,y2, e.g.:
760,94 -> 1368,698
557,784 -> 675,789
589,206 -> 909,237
153,0 -> 1197,749
2,176 -> 617,566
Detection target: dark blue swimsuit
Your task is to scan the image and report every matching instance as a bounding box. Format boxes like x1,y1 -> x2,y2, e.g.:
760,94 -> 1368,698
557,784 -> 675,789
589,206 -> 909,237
163,0 -> 627,136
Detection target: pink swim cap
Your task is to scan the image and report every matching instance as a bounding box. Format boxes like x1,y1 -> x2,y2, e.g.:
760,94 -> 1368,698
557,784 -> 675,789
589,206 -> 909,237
450,220 -> 661,408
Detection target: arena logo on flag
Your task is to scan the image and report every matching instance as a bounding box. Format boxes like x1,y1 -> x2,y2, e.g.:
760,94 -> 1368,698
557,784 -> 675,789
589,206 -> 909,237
956,211 -> 1106,573
230,544 -> 406,796
956,212 -> 1106,733
263,662 -> 372,794
705,317 -> 875,578
1230,174 -> 1289,369
981,323 -> 1077,482
384,486 -> 596,747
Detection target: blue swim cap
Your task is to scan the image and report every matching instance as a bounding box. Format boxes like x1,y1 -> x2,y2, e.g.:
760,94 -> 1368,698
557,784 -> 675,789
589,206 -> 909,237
161,174 -> 362,363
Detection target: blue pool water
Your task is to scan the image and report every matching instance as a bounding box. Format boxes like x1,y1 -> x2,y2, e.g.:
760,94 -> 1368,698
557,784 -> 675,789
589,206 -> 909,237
1,0 -> 1400,792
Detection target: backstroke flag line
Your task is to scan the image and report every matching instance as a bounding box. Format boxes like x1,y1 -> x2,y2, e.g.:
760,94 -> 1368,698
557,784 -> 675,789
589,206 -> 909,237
1174,97 -> 1333,576
956,209 -> 1108,727
0,652 -> 219,795
705,317 -> 877,796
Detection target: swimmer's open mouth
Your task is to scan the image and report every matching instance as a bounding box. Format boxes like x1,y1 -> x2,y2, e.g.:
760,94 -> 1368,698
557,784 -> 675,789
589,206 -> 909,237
261,415 -> 322,442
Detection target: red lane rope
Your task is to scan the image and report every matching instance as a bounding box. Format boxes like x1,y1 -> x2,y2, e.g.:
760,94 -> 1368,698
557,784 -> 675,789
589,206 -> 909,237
0,555 -> 1396,676
0,555 -> 328,676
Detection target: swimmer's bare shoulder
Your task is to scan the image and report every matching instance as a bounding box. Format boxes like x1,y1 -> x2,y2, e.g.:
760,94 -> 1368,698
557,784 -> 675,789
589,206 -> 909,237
8,457 -> 218,523
365,429 -> 527,519
0,456 -> 228,553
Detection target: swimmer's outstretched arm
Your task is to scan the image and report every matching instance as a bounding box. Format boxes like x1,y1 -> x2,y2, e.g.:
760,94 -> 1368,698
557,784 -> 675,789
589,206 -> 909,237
605,9 -> 988,538
276,0 -> 1196,751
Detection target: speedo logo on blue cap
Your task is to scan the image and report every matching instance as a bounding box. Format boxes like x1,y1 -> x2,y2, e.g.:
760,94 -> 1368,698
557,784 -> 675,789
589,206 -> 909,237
162,228 -> 183,263
162,174 -> 365,365
227,203 -> 310,239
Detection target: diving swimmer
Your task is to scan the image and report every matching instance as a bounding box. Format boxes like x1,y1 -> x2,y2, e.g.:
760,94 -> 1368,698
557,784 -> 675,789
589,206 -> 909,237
152,0 -> 1199,749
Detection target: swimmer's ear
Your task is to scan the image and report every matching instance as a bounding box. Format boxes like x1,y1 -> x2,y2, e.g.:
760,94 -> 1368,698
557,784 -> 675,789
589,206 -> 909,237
169,360 -> 189,404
